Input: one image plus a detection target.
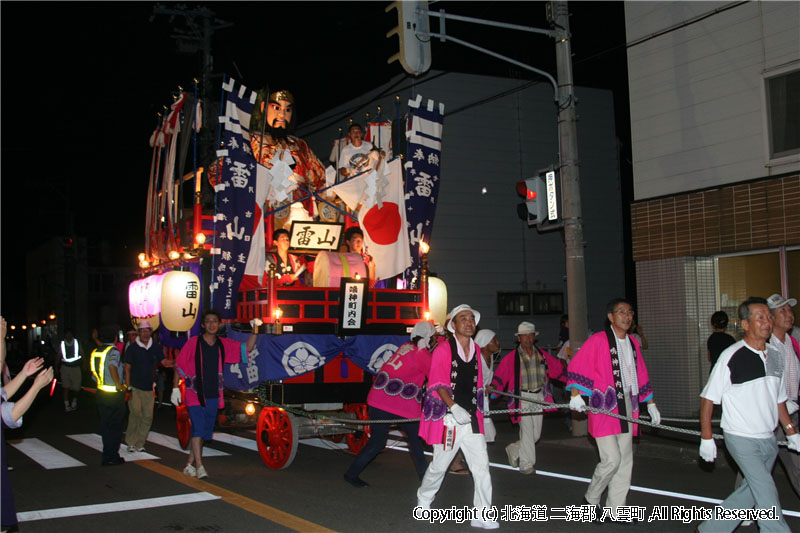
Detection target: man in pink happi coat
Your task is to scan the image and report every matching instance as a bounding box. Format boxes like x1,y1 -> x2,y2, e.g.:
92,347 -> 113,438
567,298 -> 661,521
417,304 -> 498,530
493,321 -> 566,474
343,321 -> 437,487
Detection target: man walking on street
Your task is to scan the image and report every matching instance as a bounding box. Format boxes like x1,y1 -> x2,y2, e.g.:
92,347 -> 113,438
567,298 -> 661,521
493,321 -> 565,475
57,329 -> 82,412
697,296 -> 799,532
124,321 -> 173,453
766,293 -> 800,498
171,309 -> 259,479
417,304 -> 497,530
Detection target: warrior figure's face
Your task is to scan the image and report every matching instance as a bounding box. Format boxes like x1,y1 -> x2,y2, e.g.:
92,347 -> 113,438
267,99 -> 293,129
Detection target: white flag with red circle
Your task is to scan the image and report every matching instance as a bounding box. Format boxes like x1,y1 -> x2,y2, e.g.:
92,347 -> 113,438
331,157 -> 411,280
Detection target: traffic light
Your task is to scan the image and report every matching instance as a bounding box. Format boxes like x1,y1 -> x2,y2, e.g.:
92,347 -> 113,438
386,1 -> 431,76
516,177 -> 546,224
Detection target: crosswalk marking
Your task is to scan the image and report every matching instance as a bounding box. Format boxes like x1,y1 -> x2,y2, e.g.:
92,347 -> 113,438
212,432 -> 258,451
10,438 -> 86,469
67,434 -> 159,461
147,432 -> 229,457
17,492 -> 221,522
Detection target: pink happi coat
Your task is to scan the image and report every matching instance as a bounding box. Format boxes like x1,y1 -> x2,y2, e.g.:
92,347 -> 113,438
368,342 -> 432,419
176,336 -> 246,409
566,331 -> 653,438
418,337 -> 485,445
492,346 -> 566,423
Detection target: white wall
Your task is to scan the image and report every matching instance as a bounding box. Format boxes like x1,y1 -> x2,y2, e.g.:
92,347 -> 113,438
299,71 -> 624,348
625,1 -> 800,200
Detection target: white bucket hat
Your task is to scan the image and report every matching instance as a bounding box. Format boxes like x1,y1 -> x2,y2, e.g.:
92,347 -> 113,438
446,304 -> 481,333
515,321 -> 538,336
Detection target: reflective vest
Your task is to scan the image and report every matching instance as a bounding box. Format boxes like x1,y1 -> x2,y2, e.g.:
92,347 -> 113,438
90,345 -> 118,392
61,340 -> 81,363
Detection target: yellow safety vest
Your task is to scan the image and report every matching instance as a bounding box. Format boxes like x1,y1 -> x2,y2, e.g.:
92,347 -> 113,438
90,345 -> 118,392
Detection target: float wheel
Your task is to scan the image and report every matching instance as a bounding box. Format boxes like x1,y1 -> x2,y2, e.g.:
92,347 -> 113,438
176,383 -> 191,449
256,407 -> 299,470
344,403 -> 370,454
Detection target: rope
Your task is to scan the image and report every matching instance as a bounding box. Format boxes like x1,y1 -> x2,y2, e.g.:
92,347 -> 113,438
491,389 -> 790,447
255,384 -> 790,447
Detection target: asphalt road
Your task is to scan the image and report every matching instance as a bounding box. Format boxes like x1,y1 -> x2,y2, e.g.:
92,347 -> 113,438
4,388 -> 800,532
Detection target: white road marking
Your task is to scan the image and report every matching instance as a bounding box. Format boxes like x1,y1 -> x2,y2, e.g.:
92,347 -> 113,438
17,492 -> 220,522
10,438 -> 85,469
212,432 -> 258,451
146,432 -> 229,456
67,434 -> 159,461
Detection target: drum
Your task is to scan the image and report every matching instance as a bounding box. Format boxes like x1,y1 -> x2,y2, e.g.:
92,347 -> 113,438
313,252 -> 367,287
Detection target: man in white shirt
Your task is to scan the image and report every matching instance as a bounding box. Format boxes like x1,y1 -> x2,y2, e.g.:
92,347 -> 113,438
698,296 -> 800,533
767,293 -> 800,497
337,123 -> 373,179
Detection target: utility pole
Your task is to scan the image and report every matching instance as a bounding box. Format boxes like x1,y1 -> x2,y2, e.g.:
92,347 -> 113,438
388,1 -> 590,351
151,4 -> 232,122
550,1 -> 588,354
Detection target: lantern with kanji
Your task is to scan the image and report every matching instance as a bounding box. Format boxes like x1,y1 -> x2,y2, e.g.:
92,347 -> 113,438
160,269 -> 201,332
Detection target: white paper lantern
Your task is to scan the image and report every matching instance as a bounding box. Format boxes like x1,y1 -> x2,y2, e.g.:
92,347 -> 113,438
160,270 -> 201,332
428,277 -> 448,327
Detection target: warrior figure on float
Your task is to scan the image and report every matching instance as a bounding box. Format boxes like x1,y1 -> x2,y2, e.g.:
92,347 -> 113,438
250,89 -> 326,227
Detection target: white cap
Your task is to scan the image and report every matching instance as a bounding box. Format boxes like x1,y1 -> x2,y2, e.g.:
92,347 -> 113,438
138,320 -> 153,330
515,321 -> 538,336
446,304 -> 481,333
474,329 -> 496,348
767,293 -> 797,310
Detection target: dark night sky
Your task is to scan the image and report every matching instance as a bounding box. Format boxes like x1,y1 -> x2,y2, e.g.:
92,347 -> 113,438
0,2 -> 630,324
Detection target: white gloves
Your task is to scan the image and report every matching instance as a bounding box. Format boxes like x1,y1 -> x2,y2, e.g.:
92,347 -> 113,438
788,433 -> 800,453
250,318 -> 263,330
449,404 -> 472,425
787,400 -> 799,415
699,438 -> 717,462
569,394 -> 587,412
170,387 -> 182,407
647,403 -> 661,425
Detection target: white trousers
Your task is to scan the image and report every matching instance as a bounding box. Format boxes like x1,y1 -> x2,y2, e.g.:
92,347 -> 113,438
417,423 -> 492,511
506,390 -> 543,470
585,393 -> 634,512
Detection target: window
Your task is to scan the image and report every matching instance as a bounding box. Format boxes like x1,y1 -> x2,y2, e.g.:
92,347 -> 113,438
497,292 -> 530,316
497,292 -> 564,315
531,292 -> 564,314
766,69 -> 800,159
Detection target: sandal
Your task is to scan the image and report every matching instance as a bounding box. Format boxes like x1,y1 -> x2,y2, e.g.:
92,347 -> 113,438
448,461 -> 471,475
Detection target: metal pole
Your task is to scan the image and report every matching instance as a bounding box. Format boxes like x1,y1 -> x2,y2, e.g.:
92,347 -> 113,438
552,1 -> 588,352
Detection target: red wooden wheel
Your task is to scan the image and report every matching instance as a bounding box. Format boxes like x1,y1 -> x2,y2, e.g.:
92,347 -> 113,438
344,402 -> 370,454
256,407 -> 299,470
176,382 -> 191,449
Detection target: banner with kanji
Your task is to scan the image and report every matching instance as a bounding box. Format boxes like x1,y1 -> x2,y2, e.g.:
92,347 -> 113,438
210,78 -> 268,318
222,332 -> 408,389
403,96 -> 444,287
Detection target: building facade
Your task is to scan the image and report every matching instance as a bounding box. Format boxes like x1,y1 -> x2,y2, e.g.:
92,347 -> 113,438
625,1 -> 800,415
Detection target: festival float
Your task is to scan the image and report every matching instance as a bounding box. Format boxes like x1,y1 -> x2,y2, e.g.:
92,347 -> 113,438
129,77 -> 446,469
